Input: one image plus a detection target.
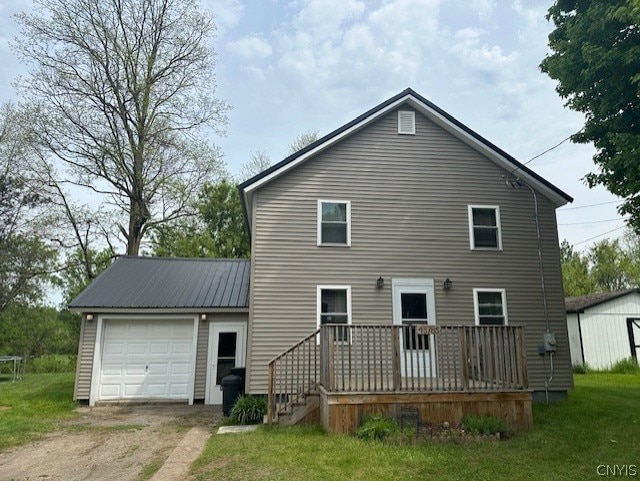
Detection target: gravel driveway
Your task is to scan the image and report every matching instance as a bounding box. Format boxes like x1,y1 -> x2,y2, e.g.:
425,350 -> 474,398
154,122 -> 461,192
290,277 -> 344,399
0,404 -> 222,481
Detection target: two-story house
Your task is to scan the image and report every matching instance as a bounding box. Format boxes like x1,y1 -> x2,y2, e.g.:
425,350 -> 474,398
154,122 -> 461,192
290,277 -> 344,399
71,89 -> 573,433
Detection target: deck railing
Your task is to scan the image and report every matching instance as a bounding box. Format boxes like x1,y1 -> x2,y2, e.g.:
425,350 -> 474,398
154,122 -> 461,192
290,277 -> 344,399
267,324 -> 528,422
320,324 -> 528,393
267,328 -> 320,423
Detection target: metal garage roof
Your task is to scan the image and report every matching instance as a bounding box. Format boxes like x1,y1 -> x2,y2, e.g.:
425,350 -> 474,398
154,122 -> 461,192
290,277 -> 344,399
69,257 -> 250,310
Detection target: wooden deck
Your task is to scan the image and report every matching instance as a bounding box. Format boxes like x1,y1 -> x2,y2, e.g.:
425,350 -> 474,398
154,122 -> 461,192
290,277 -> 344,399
268,324 -> 532,434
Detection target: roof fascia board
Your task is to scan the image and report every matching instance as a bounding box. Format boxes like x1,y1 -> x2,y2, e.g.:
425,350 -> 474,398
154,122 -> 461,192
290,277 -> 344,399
404,96 -> 569,207
240,90 -> 572,230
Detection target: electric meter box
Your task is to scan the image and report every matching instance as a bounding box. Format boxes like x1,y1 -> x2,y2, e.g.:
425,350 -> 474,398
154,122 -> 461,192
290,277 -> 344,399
543,332 -> 557,352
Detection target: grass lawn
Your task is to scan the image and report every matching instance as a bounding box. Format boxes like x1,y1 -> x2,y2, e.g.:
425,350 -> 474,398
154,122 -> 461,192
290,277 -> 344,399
0,372 -> 77,452
192,373 -> 640,481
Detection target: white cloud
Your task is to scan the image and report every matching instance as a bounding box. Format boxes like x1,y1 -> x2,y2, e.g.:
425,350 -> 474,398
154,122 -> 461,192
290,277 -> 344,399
204,0 -> 245,35
470,0 -> 496,19
451,27 -> 517,71
228,35 -> 273,63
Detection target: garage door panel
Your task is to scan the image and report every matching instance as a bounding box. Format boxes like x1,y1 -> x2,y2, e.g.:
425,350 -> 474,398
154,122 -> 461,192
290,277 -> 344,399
149,342 -> 170,355
99,319 -> 194,401
170,362 -> 190,375
99,384 -> 122,398
172,342 -> 193,354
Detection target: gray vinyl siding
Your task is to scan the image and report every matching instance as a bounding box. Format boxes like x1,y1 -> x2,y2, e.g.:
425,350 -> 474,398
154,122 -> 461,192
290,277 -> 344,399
74,315 -> 96,400
247,107 -> 571,394
194,320 -> 209,400
73,311 -> 248,402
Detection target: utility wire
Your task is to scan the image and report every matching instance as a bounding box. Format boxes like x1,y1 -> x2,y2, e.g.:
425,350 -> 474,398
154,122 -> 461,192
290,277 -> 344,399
557,200 -> 623,211
572,225 -> 626,246
558,217 -> 628,226
509,135 -> 573,176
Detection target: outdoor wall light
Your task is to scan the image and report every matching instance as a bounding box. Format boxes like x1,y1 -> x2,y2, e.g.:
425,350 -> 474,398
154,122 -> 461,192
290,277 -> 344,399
86,313 -> 94,321
200,313 -> 207,321
376,277 -> 384,289
443,278 -> 453,290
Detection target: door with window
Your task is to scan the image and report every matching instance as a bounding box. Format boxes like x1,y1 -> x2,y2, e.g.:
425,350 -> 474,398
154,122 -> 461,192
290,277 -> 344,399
392,279 -> 437,379
206,323 -> 246,405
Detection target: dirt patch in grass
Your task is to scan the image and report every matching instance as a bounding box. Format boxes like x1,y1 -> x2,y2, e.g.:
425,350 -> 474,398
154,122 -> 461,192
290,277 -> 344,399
0,404 -> 222,481
0,406 -> 10,412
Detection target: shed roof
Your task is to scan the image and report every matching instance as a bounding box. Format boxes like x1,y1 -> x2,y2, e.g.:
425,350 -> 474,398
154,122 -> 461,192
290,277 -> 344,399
69,257 -> 250,310
565,288 -> 640,313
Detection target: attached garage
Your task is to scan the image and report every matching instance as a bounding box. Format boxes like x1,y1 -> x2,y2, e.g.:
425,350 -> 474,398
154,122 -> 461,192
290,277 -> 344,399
96,317 -> 197,402
70,257 -> 250,406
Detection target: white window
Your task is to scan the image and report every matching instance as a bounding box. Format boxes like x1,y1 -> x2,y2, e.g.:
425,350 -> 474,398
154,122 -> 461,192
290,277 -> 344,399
317,200 -> 351,246
398,110 -> 416,134
317,286 -> 352,342
473,289 -> 508,326
468,205 -> 502,250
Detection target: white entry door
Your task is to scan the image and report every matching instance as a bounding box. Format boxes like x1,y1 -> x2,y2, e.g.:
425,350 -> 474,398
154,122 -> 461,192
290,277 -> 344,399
392,279 -> 437,379
206,323 -> 246,404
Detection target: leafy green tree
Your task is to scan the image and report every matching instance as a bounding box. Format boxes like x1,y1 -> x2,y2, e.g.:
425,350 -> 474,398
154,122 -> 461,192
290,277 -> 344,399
0,306 -> 73,358
0,103 -> 57,311
588,238 -> 639,291
560,240 -> 595,296
541,1 -> 640,229
150,179 -> 249,258
59,248 -> 115,306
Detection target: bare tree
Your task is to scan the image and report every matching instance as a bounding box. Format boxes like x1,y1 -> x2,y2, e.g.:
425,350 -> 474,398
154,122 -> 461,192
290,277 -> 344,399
240,150 -> 272,182
14,0 -> 228,255
288,130 -> 319,155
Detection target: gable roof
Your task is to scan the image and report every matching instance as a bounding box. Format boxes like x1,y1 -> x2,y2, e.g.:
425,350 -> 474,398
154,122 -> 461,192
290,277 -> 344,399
565,288 -> 640,313
238,88 -> 573,231
69,257 -> 250,310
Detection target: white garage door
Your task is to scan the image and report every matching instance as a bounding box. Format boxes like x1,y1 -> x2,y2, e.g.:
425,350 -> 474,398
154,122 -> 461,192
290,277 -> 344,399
99,319 -> 195,401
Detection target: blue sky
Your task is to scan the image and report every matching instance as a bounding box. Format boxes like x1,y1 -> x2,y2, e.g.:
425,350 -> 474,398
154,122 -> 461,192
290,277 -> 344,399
0,0 -> 627,249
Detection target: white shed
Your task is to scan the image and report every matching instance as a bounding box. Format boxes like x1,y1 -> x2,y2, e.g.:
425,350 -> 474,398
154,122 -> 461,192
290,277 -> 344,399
566,289 -> 640,369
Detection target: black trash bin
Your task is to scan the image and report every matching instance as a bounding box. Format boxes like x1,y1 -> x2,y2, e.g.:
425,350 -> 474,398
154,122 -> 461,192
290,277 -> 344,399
230,367 -> 246,395
221,372 -> 243,416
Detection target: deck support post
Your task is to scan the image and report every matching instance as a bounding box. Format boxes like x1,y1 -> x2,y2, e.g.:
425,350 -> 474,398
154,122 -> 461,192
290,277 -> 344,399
392,327 -> 401,390
460,327 -> 470,391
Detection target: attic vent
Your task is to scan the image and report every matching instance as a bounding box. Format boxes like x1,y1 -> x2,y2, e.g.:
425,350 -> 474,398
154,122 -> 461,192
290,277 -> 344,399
398,111 -> 416,135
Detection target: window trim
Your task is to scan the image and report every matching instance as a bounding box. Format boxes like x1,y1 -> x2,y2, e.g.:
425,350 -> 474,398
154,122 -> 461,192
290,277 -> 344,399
317,199 -> 351,247
473,288 -> 508,326
317,285 -> 352,342
468,205 -> 502,251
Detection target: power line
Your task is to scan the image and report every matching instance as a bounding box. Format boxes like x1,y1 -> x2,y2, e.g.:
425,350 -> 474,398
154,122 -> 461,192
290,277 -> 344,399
573,225 -> 626,246
523,135 -> 572,167
557,200 -> 623,211
558,217 -> 628,226
509,134 -> 573,176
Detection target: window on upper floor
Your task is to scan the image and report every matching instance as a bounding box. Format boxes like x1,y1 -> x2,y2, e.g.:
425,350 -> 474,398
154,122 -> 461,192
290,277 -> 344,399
468,205 -> 502,250
318,200 -> 351,246
317,286 -> 351,342
473,289 -> 508,326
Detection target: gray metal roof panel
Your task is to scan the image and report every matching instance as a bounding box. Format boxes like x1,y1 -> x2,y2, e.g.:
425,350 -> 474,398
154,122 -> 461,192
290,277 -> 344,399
69,257 -> 250,309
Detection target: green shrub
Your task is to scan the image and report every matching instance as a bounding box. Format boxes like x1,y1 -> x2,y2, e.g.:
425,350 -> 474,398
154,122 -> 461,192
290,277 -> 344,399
609,357 -> 640,374
461,414 -> 508,436
229,395 -> 267,425
356,414 -> 402,441
28,355 -> 77,373
573,363 -> 591,374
